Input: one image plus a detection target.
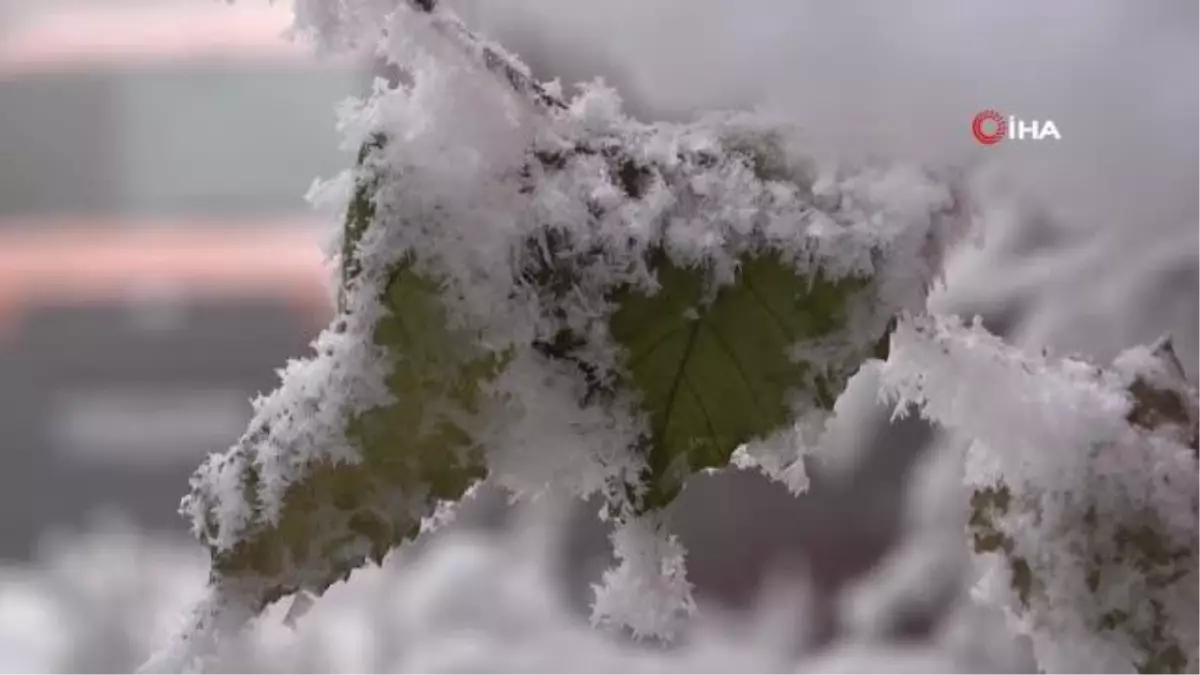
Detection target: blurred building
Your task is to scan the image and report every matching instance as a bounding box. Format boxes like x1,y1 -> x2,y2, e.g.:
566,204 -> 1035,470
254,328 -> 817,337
0,1 -> 368,560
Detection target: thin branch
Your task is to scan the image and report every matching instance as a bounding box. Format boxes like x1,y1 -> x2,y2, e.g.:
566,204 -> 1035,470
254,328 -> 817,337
404,0 -> 567,111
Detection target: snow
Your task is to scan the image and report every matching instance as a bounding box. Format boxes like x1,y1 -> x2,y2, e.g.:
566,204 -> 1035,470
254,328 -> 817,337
1,488 -> 1031,673
589,512 -> 698,641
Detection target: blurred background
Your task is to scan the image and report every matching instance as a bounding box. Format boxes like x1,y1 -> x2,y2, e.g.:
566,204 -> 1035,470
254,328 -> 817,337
0,0 -> 365,560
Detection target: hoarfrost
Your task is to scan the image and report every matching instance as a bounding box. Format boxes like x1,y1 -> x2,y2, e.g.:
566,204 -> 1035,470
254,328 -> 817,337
185,0 -> 962,608
878,313 -> 1199,673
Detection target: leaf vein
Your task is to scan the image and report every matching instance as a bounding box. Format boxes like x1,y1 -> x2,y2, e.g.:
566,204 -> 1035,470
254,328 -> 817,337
653,320 -> 703,470
681,371 -> 724,466
626,323 -> 693,372
701,320 -> 770,424
740,269 -> 797,344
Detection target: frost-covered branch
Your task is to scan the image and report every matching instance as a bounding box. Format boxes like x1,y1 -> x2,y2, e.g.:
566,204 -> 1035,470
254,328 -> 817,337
879,314 -> 1198,673
401,0 -> 568,111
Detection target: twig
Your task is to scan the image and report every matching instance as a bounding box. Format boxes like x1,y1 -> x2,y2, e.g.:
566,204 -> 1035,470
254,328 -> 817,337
403,0 -> 567,111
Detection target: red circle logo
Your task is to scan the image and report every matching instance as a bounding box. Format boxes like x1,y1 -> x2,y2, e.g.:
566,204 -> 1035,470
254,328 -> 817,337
972,110 -> 1006,145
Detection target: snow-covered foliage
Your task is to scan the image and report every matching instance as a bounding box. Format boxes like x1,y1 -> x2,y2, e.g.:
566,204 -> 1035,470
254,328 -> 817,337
141,0 -> 1196,672
880,316 -> 1198,673
165,0 -> 967,660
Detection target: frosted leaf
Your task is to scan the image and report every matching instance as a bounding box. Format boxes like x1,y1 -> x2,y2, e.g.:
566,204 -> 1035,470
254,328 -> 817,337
879,314 -> 1199,674
176,142 -> 508,648
601,252 -> 881,511
168,0 -> 966,661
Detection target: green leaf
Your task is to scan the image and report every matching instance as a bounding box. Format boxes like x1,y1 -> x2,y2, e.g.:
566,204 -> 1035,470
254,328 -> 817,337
608,249 -> 877,512
197,133 -> 890,607
203,137 -> 503,609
